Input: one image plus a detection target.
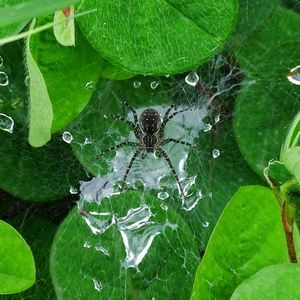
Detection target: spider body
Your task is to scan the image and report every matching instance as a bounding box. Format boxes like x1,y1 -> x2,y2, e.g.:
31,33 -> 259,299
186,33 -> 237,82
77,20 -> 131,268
97,102 -> 198,199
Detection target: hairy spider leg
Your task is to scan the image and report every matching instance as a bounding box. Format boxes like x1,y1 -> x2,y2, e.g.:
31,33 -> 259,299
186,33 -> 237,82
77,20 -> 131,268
121,148 -> 142,192
157,147 -> 186,199
162,103 -> 176,120
93,141 -> 139,162
158,105 -> 193,139
123,101 -> 138,125
161,138 -> 199,150
112,114 -> 143,139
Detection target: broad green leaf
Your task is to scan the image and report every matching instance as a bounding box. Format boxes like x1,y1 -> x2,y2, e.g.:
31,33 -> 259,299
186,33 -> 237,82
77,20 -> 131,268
191,186 -> 293,300
29,17 -> 104,135
281,147 -> 300,184
231,263 -> 300,299
0,0 -> 80,28
0,220 -> 35,295
77,0 -> 238,74
0,0 -> 27,38
229,0 -> 278,47
50,191 -> 199,299
0,125 -> 87,201
234,8 -> 300,177
53,6 -> 75,47
27,19 -> 53,147
1,215 -> 57,299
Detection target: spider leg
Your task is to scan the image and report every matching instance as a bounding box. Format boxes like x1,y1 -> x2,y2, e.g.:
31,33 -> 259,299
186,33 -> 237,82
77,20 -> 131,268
162,103 -> 176,120
161,138 -> 200,151
93,142 -> 139,162
157,147 -> 186,198
112,114 -> 143,139
121,148 -> 142,192
123,101 -> 138,125
163,105 -> 193,125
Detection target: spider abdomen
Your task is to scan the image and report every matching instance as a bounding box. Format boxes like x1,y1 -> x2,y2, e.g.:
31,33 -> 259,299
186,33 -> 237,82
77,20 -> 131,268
140,108 -> 161,134
142,135 -> 157,152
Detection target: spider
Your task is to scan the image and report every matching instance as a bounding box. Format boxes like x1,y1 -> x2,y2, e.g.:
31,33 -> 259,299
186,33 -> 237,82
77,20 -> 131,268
96,102 -> 198,198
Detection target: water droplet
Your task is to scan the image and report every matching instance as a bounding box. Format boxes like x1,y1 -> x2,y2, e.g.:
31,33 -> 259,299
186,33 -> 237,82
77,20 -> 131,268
83,241 -> 92,248
214,114 -> 220,123
287,66 -> 300,85
203,123 -> 212,132
95,244 -> 110,256
62,131 -> 73,143
92,278 -> 103,292
212,149 -> 220,158
85,81 -> 95,89
150,81 -> 159,89
0,56 -> 3,67
133,80 -> 141,88
69,186 -> 78,194
157,191 -> 169,200
160,204 -> 168,210
84,137 -> 93,145
208,192 -> 213,198
185,70 -> 199,86
0,113 -> 14,133
103,114 -> 108,119
202,221 -> 209,228
24,76 -> 30,86
0,72 -> 9,86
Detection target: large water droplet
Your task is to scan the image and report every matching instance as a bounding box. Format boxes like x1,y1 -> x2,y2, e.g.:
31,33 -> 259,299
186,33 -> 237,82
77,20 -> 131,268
62,131 -> 73,143
0,72 -> 9,86
214,114 -> 220,123
157,191 -> 169,200
85,81 -> 95,89
150,81 -> 159,89
0,56 -> 3,67
212,149 -> 220,158
0,113 -> 14,133
133,81 -> 141,88
287,66 -> 300,85
185,70 -> 199,86
92,278 -> 103,292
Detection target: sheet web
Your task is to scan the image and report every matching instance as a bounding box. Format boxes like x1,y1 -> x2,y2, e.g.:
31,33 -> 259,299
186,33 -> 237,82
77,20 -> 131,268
64,53 -> 251,297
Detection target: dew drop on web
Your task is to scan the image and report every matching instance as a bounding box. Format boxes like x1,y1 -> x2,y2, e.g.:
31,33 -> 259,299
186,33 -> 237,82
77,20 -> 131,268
0,71 -> 9,86
287,66 -> 300,85
85,80 -> 95,89
133,80 -> 141,88
202,221 -> 209,228
0,113 -> 14,133
92,278 -> 103,292
212,149 -> 220,158
185,70 -> 199,86
62,131 -> 73,143
157,191 -> 169,200
150,81 -> 159,89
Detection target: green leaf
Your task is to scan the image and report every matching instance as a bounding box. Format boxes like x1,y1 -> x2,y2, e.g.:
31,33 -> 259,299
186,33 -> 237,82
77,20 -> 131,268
191,186 -> 292,300
233,10 -> 300,177
265,160 -> 294,186
27,19 -> 53,147
77,0 -> 238,74
229,0 -> 278,47
29,17 -> 104,135
50,191 -> 199,299
0,0 -> 80,28
1,215 -> 57,299
231,263 -> 300,299
0,125 -> 87,201
0,220 -> 35,295
53,6 -> 75,47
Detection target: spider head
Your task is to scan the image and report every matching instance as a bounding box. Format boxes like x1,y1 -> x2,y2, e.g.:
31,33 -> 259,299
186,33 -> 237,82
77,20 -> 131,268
139,108 -> 161,134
